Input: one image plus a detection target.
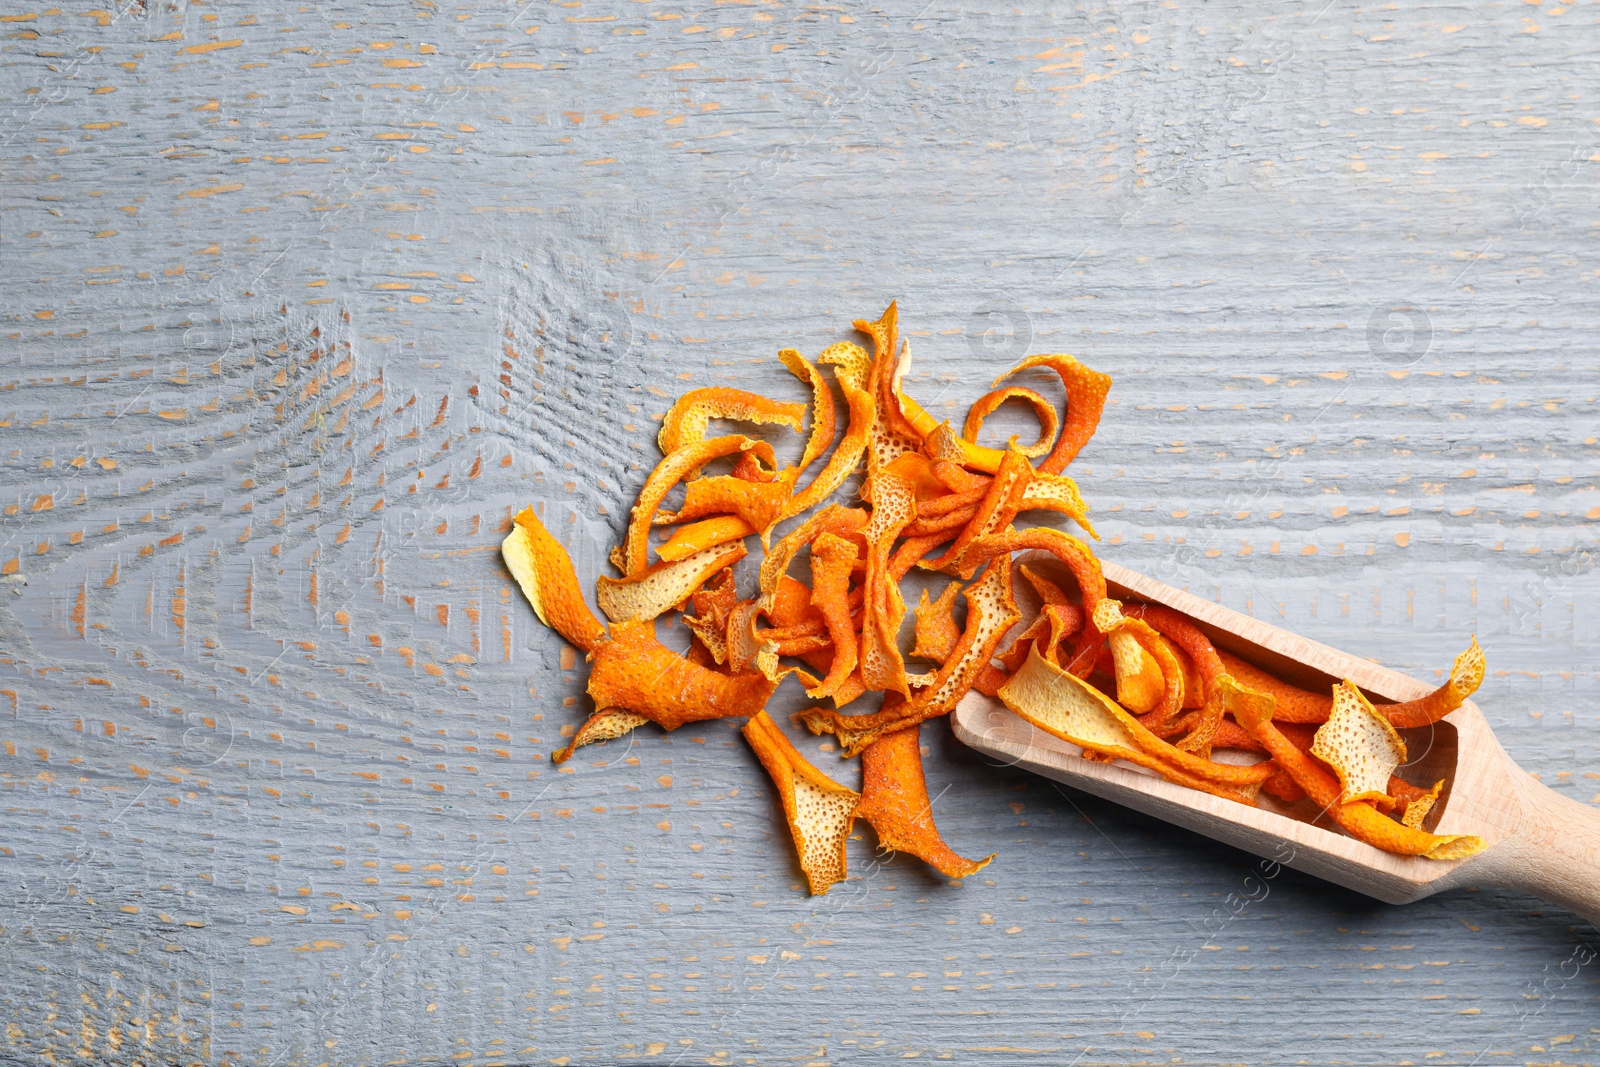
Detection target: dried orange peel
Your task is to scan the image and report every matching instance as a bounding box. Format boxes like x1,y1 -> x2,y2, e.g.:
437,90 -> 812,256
595,541 -> 746,624
963,384 -> 1059,459
656,514 -> 755,563
657,387 -> 805,458
910,581 -> 963,665
998,645 -> 1267,806
588,619 -> 776,732
1309,681 -> 1408,809
805,531 -> 860,700
857,725 -> 993,879
502,506 -> 607,653
743,710 -> 860,895
504,303 -> 1490,896
994,353 -> 1112,475
624,434 -> 773,576
1223,677 -> 1485,860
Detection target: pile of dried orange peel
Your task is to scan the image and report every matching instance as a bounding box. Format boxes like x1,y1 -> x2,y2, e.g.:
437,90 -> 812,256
502,304 -> 1487,895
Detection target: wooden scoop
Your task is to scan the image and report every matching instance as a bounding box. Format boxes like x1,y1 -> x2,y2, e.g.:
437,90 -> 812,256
950,558 -> 1600,925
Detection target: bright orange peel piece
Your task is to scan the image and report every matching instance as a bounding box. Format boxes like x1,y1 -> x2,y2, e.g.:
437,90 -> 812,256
911,580 -> 963,665
798,556 -> 1021,756
857,725 -> 994,879
588,619 -> 776,731
502,506 -> 608,654
963,384 -> 1060,459
779,347 -> 838,475
656,514 -> 755,563
625,435 -> 773,576
806,531 -> 860,700
994,353 -> 1112,474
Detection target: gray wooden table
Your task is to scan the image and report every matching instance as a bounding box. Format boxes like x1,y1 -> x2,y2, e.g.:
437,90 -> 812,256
2,2 -> 1597,1064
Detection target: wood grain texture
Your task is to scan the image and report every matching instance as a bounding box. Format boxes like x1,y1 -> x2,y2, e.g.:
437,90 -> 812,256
0,1 -> 1596,1064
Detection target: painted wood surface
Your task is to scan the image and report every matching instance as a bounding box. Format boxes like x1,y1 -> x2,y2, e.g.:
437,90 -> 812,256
1,1 -> 1597,1064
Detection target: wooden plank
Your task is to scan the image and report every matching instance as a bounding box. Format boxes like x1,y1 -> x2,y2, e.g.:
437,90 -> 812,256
0,2 -> 1597,1064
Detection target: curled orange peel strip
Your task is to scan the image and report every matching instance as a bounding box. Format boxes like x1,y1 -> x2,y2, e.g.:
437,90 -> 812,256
502,506 -> 608,654
656,467 -> 800,545
1158,637 -> 1204,710
923,449 -> 1035,578
1383,637 -> 1485,728
1098,602 -> 1169,718
743,710 -> 860,896
758,505 -> 869,612
625,435 -> 773,577
806,531 -> 860,700
657,386 -> 805,458
782,348 -> 876,520
960,527 -> 1107,615
779,348 -> 838,476
994,353 -> 1112,475
656,514 -> 755,563
1223,676 -> 1486,859
888,530 -> 958,583
596,541 -> 747,625
1219,637 -> 1484,728
1124,604 -> 1222,711
857,725 -> 994,879
963,384 -> 1060,459
997,645 -> 1266,805
588,619 -> 776,731
856,301 -> 925,454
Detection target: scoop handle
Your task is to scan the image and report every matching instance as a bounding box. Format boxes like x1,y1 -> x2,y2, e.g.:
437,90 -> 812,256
1479,773 -> 1600,928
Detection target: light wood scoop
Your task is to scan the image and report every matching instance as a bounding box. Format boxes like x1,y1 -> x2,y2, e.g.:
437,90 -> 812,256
950,558 -> 1600,925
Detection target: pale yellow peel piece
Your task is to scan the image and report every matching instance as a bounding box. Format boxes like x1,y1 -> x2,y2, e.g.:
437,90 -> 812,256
1018,470 -> 1097,540
553,709 -> 650,764
1000,645 -> 1142,751
998,646 -> 1266,805
1401,780 -> 1445,830
595,542 -> 746,624
743,710 -> 860,896
1310,680 -> 1408,808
